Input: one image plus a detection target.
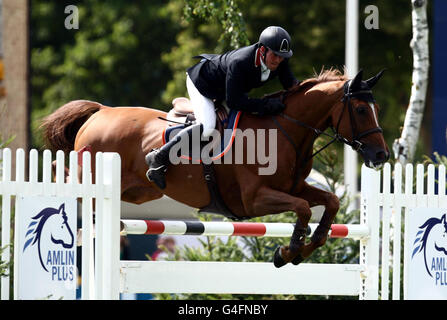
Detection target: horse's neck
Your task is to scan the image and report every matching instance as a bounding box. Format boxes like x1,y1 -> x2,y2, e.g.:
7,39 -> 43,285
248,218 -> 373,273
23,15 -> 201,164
281,82 -> 344,153
289,82 -> 344,131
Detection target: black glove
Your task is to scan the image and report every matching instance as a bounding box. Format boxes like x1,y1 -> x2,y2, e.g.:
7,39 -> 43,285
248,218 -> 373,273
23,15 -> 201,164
261,97 -> 286,115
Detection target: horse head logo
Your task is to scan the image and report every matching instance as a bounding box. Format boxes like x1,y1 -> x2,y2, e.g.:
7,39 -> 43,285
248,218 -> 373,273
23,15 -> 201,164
23,203 -> 74,272
412,213 -> 447,277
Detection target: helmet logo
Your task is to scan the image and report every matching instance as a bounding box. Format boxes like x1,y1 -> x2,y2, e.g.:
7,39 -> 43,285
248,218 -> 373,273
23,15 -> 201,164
280,39 -> 289,52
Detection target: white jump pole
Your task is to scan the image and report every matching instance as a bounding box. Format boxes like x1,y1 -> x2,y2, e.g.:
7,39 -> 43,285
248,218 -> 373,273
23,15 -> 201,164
345,0 -> 359,212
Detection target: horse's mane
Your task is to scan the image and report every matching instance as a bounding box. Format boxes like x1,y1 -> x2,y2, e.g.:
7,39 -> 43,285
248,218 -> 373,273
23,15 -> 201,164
23,207 -> 58,251
264,67 -> 348,99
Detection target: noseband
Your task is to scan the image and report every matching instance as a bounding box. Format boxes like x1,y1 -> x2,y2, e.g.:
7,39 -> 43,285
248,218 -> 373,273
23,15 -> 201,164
272,80 -> 383,193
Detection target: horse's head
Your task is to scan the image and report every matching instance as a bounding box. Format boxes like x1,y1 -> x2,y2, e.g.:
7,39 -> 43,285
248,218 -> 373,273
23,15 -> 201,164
434,214 -> 447,254
23,203 -> 74,272
50,204 -> 74,249
330,69 -> 390,169
412,214 -> 447,277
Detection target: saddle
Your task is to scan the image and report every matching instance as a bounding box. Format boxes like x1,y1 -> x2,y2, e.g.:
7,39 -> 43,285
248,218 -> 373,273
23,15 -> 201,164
163,97 -> 241,160
167,97 -> 231,134
164,97 -> 247,221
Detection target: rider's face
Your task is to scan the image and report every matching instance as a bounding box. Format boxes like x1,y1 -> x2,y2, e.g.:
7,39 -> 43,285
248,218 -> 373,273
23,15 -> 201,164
264,50 -> 284,71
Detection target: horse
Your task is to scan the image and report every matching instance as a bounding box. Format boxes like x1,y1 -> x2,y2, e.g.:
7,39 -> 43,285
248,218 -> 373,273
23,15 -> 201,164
412,213 -> 447,277
40,68 -> 389,267
23,203 -> 75,272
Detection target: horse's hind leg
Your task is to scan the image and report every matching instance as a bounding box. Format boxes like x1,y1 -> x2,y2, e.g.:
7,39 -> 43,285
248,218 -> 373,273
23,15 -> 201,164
248,187 -> 312,268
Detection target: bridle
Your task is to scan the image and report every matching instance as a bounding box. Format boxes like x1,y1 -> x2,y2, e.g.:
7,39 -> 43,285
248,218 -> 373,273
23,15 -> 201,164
336,80 -> 383,152
272,79 -> 383,193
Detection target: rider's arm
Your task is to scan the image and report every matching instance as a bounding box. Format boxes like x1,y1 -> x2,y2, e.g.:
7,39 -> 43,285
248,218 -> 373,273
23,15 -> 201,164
225,60 -> 270,113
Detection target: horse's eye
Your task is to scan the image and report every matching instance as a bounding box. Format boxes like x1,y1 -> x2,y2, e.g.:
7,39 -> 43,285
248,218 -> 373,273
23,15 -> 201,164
357,105 -> 367,115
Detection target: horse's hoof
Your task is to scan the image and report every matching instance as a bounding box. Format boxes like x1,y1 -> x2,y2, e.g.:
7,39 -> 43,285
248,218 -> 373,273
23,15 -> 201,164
273,246 -> 288,268
291,253 -> 304,265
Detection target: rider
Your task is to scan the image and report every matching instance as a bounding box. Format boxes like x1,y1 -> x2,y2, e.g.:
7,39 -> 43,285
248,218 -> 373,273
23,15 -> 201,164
146,26 -> 300,189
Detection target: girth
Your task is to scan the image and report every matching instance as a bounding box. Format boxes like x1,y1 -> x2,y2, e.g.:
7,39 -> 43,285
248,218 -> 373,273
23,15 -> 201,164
198,163 -> 250,221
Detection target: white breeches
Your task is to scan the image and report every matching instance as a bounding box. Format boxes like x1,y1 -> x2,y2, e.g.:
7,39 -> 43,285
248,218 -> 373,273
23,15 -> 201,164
186,74 -> 216,137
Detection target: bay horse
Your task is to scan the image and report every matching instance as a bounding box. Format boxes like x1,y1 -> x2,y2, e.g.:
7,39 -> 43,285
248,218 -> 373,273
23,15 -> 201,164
40,68 -> 389,267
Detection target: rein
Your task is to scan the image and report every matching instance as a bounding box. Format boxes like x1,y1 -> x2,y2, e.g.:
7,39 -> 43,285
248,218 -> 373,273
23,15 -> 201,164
273,80 -> 383,193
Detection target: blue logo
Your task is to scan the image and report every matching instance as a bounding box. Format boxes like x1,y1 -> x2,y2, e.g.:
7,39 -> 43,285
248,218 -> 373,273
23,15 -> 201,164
412,213 -> 447,283
23,203 -> 74,273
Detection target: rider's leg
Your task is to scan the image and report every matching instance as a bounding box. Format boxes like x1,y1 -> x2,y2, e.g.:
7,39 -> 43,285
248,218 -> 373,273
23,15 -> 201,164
186,74 -> 216,138
146,123 -> 203,189
145,75 -> 215,189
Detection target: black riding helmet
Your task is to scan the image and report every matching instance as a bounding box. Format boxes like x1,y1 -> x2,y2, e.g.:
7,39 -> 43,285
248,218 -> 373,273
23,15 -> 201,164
259,26 -> 293,59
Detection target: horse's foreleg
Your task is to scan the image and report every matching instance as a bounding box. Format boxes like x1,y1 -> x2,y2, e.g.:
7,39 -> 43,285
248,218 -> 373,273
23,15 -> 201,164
249,187 -> 311,267
296,183 -> 340,260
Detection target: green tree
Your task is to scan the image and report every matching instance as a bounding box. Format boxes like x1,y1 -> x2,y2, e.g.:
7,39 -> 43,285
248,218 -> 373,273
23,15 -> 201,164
30,0 -> 181,147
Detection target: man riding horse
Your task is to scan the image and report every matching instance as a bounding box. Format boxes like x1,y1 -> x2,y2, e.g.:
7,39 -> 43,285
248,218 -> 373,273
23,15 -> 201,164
146,26 -> 301,189
41,24 -> 389,268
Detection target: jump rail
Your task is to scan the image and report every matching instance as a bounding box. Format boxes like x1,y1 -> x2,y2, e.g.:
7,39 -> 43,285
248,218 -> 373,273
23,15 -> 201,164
120,219 -> 370,239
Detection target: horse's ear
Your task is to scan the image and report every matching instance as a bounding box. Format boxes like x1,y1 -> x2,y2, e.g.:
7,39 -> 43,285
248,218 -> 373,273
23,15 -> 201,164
58,203 -> 65,213
366,69 -> 386,89
349,69 -> 363,91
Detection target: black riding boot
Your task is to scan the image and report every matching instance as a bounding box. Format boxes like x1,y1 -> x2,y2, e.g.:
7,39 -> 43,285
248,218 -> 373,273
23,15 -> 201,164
146,123 -> 203,189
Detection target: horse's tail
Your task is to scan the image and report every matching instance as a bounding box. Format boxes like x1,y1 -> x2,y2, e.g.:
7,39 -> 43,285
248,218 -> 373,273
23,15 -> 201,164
40,100 -> 105,153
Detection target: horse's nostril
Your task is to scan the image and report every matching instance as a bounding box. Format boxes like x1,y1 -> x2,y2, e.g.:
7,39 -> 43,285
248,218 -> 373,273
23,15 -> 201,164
376,150 -> 387,161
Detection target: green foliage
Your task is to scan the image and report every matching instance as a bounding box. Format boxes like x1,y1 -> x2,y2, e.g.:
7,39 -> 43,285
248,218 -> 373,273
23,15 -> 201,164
422,152 -> 447,194
184,0 -> 249,49
0,246 -> 10,278
423,152 -> 447,168
31,0 -> 181,147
